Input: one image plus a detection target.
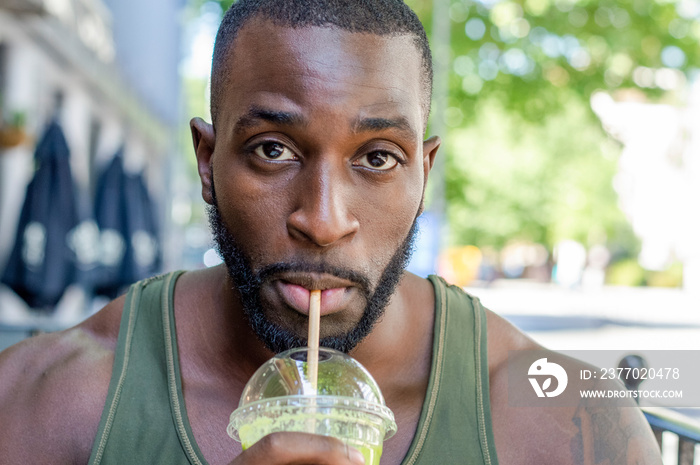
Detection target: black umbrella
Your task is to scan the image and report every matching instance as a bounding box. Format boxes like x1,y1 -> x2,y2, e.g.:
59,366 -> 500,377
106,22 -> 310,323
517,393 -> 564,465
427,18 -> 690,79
122,170 -> 161,282
1,121 -> 91,310
93,150 -> 160,298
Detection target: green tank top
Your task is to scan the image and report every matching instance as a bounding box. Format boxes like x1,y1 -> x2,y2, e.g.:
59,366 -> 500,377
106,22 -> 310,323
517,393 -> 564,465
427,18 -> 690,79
88,272 -> 499,464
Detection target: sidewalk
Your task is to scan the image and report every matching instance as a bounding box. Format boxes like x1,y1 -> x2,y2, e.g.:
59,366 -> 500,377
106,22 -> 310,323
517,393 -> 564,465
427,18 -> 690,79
467,280 -> 700,326
467,280 -> 700,352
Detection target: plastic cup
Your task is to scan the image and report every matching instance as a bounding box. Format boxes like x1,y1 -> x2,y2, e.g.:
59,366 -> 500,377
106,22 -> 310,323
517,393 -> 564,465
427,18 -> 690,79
227,347 -> 397,465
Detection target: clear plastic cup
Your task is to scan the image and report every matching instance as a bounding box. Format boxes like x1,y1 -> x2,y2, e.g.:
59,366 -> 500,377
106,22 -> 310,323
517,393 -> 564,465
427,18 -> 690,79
228,347 -> 397,465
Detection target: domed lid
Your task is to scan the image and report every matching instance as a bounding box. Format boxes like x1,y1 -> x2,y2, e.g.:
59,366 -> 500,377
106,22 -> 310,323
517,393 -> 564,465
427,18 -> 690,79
230,347 -> 396,441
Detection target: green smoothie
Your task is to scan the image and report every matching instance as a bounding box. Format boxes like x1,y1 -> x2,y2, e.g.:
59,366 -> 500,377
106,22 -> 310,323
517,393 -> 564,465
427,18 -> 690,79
239,410 -> 384,465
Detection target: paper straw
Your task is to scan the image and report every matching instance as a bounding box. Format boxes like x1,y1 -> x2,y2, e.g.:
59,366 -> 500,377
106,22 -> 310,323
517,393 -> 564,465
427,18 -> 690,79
308,290 -> 321,392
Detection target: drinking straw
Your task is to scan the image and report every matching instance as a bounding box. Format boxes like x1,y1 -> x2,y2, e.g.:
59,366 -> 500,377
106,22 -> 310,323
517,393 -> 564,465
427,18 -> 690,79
308,290 -> 321,392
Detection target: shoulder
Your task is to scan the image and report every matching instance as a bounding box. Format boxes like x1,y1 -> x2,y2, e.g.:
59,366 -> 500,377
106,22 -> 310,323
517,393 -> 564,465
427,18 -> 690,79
0,295 -> 125,464
484,309 -> 661,464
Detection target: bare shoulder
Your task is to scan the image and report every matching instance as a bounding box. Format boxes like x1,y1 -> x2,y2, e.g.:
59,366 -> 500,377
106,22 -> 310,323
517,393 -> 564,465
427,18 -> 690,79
485,310 -> 662,465
0,295 -> 124,464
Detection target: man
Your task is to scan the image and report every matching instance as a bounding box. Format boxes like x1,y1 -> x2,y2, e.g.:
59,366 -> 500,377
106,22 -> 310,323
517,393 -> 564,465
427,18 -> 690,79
0,1 -> 662,464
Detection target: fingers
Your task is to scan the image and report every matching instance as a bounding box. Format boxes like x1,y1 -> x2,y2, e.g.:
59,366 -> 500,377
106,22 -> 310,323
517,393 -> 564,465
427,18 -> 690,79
231,432 -> 366,465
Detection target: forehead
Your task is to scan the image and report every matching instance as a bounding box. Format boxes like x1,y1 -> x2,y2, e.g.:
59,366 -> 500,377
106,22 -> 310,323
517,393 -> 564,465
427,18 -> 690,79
215,18 -> 424,135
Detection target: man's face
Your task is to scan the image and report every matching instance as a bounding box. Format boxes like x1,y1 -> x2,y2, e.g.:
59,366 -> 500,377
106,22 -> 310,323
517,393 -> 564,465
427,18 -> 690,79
196,18 -> 437,353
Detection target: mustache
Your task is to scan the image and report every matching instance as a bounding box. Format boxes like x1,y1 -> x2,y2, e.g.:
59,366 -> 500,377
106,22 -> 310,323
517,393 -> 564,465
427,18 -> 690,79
256,262 -> 372,297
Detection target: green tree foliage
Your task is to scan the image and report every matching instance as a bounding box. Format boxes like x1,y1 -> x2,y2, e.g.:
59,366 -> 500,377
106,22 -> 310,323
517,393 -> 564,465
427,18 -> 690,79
415,0 -> 698,121
411,0 -> 698,252
444,93 -> 631,250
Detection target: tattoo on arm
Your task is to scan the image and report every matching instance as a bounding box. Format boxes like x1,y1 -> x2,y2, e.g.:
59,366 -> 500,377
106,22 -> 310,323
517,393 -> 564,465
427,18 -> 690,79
569,399 -> 662,465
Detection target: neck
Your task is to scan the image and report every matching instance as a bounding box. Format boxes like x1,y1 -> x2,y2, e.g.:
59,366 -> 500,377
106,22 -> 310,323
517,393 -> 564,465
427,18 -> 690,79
349,273 -> 433,376
175,265 -> 274,380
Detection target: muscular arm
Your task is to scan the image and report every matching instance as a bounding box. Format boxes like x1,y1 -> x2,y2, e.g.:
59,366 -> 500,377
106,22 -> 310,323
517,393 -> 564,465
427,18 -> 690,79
0,302 -> 120,464
487,311 -> 662,465
492,359 -> 662,464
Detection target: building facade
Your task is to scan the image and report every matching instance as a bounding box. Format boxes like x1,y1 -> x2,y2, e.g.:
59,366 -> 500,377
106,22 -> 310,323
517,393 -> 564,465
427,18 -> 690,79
0,0 -> 184,329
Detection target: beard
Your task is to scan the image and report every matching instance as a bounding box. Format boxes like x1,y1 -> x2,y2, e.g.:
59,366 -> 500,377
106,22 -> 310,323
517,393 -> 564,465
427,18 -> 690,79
207,184 -> 419,354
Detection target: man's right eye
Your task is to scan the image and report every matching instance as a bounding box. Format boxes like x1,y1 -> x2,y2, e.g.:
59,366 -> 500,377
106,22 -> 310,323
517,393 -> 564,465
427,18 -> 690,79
253,142 -> 296,161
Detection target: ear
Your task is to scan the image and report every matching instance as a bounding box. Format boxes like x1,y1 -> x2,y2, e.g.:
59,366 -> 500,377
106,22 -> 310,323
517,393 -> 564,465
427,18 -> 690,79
190,117 -> 216,205
421,135 -> 441,191
416,135 -> 441,217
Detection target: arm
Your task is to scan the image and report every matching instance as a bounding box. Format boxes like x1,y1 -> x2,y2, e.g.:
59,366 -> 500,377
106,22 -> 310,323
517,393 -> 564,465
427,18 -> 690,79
491,353 -> 662,465
487,311 -> 662,465
0,328 -> 113,464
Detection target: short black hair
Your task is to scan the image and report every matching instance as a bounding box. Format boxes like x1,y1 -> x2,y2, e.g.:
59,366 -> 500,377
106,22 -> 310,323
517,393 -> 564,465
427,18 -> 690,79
210,0 -> 433,130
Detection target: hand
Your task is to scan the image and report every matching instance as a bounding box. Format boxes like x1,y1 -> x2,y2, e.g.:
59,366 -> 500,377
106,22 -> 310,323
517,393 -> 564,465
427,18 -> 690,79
228,432 -> 366,465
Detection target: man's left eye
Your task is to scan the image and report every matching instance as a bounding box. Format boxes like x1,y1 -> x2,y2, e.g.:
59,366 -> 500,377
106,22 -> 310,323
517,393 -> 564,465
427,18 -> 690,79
354,152 -> 399,171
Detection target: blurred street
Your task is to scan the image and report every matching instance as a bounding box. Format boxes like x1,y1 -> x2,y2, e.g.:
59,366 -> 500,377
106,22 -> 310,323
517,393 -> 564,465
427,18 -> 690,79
469,280 -> 700,347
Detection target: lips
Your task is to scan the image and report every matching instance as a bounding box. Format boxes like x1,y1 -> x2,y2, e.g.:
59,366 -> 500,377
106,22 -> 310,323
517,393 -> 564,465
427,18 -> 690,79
272,274 -> 355,315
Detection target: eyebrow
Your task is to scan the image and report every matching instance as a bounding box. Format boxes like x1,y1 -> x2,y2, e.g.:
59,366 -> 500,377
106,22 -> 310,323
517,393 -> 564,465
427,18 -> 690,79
234,105 -> 307,134
233,105 -> 418,141
352,116 -> 417,141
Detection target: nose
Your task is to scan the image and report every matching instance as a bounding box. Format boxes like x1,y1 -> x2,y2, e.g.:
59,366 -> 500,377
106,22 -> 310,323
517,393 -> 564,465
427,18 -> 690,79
286,161 -> 359,247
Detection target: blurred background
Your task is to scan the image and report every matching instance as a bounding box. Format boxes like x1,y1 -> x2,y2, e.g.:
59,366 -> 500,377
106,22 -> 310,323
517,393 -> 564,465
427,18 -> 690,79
0,0 -> 698,460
